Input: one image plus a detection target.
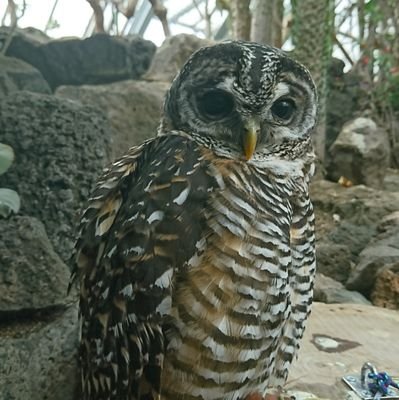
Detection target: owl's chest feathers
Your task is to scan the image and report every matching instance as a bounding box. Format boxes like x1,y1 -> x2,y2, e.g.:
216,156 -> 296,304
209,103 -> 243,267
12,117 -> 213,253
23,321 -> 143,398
182,159 -> 292,328
163,159 -> 296,398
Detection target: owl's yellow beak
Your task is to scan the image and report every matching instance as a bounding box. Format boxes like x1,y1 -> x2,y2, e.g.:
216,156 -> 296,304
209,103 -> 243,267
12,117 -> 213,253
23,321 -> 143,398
243,120 -> 259,161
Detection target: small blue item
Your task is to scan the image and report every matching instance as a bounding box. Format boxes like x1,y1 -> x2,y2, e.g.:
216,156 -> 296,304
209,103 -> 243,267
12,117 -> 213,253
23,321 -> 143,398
342,362 -> 399,400
368,371 -> 399,397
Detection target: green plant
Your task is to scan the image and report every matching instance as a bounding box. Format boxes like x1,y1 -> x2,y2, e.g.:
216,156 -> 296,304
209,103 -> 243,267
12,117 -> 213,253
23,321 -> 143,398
0,143 -> 20,218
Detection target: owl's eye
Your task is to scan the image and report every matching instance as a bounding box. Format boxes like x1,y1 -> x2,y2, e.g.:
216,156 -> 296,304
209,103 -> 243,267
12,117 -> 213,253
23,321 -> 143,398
197,90 -> 234,120
271,99 -> 296,121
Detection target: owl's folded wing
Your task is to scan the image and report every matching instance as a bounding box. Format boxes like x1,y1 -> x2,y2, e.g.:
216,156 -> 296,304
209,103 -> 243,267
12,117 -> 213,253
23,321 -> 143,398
70,133 -> 217,400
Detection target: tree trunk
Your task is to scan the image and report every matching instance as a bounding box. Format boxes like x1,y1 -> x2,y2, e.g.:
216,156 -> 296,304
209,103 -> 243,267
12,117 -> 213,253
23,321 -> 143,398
230,0 -> 251,40
251,0 -> 273,44
292,0 -> 335,161
272,0 -> 284,47
251,0 -> 284,47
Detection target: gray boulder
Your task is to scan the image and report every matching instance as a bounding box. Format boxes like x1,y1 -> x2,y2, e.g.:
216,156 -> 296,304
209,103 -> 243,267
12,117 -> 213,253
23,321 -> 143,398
0,305 -> 79,400
5,31 -> 156,89
316,242 -> 352,283
377,210 -> 399,233
325,58 -> 362,151
346,226 -> 399,297
0,91 -> 112,262
327,117 -> 390,188
144,33 -> 212,82
0,26 -> 50,45
325,221 -> 376,262
312,180 -> 399,298
0,55 -> 51,97
311,180 -> 399,223
383,168 -> 399,192
312,180 -> 399,266
0,216 -> 70,313
314,273 -> 370,305
56,80 -> 169,158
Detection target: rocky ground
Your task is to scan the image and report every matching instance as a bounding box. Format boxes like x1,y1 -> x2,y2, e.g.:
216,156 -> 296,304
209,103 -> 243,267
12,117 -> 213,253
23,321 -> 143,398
0,28 -> 398,400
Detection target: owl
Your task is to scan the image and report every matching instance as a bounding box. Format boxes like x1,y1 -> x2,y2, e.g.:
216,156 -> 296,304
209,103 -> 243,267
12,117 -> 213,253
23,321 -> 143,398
70,41 -> 317,400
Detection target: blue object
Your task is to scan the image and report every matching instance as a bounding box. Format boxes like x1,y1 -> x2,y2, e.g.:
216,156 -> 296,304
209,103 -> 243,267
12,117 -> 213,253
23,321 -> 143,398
368,372 -> 399,396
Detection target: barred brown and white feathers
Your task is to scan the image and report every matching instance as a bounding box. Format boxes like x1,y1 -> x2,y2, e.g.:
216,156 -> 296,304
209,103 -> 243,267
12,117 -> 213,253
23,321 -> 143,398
71,41 -> 317,400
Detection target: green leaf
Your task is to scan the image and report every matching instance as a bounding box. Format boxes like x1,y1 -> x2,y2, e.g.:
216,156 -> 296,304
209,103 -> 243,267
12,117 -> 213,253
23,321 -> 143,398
0,144 -> 15,175
0,188 -> 20,218
364,0 -> 376,14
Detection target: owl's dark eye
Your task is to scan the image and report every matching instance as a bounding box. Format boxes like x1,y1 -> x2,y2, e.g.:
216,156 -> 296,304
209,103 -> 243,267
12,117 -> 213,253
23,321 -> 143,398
271,99 -> 296,121
197,90 -> 234,120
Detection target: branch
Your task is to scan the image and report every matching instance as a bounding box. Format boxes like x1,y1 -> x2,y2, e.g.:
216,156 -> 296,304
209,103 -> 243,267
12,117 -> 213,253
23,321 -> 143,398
337,30 -> 358,42
86,0 -> 105,33
192,0 -> 205,20
113,0 -> 139,19
231,0 -> 251,40
334,34 -> 354,66
118,0 -> 140,34
148,0 -> 170,37
3,0 -> 17,26
1,0 -> 26,55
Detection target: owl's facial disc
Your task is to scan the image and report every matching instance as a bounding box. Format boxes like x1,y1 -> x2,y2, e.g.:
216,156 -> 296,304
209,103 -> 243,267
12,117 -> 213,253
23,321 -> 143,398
162,41 -> 317,160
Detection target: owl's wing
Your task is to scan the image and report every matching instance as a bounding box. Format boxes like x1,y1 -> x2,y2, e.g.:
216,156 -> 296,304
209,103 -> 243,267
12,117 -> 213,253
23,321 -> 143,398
71,134 -> 217,400
271,180 -> 316,385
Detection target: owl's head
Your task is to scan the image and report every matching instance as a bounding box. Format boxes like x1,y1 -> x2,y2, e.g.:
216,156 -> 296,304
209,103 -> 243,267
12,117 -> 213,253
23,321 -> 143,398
161,41 -> 317,162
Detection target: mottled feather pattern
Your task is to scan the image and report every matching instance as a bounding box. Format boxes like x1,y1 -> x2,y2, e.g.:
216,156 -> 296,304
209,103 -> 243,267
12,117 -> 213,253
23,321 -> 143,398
71,41 -> 318,400
73,133 -> 221,400
162,151 -> 315,400
73,133 -> 315,400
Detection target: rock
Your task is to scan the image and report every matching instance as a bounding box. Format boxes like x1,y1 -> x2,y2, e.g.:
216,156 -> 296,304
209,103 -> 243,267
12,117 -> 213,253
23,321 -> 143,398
327,117 -> 390,188
56,80 -> 169,157
370,262 -> 399,309
392,142 -> 399,168
288,385 -> 343,400
377,210 -> 399,233
326,221 -> 376,262
288,303 -> 399,400
0,26 -> 50,45
312,180 -> 399,303
0,55 -> 51,97
0,216 -> 70,313
314,274 -> 370,305
5,32 -> 156,89
311,180 -> 399,224
313,208 -> 338,241
311,180 -> 399,268
0,92 -> 112,262
144,34 -> 213,82
383,168 -> 399,192
0,305 -> 78,400
325,59 -> 362,151
346,226 -> 399,297
389,116 -> 399,168
316,242 -> 352,283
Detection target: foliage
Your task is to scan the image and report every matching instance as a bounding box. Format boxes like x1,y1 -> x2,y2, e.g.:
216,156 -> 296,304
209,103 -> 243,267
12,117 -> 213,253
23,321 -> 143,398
0,143 -> 20,218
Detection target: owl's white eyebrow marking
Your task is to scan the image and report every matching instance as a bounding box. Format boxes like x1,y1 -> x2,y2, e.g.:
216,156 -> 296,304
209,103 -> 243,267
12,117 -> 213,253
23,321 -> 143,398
273,82 -> 290,99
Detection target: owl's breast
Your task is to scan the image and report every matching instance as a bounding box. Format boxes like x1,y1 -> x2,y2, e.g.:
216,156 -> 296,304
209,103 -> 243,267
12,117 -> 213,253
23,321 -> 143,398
162,159 -> 294,400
